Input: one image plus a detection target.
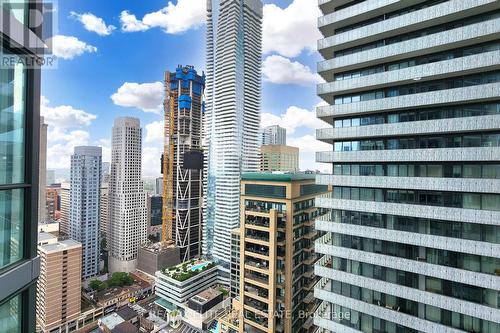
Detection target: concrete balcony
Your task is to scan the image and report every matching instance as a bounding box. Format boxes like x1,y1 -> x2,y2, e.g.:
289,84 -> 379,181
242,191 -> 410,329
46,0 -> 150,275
315,174 -> 500,194
316,146 -> 500,163
314,238 -> 500,291
315,279 -> 464,333
315,196 -> 500,226
319,0 -> 500,57
315,219 -> 500,257
316,115 -> 500,141
315,266 -> 500,323
318,0 -> 424,36
318,50 -> 500,100
318,17 -> 500,76
318,0 -> 350,16
317,82 -> 500,121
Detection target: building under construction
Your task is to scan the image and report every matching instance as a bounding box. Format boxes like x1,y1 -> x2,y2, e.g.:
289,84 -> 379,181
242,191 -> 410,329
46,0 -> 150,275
163,65 -> 205,262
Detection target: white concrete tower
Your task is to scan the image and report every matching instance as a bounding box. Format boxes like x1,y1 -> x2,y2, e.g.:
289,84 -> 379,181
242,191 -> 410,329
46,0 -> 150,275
108,117 -> 147,273
70,146 -> 102,280
314,1 -> 500,332
203,0 -> 263,270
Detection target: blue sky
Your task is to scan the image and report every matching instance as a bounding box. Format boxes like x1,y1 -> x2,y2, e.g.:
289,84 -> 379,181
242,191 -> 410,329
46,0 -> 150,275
42,0 -> 329,178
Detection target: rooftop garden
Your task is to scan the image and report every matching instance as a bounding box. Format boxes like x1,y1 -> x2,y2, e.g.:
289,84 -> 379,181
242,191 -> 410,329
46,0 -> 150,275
162,259 -> 216,282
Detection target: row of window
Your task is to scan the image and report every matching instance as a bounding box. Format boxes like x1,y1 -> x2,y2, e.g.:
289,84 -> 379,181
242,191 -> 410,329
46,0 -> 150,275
324,280 -> 499,333
330,257 -> 499,308
334,41 -> 500,81
334,11 -> 500,58
332,102 -> 500,128
333,71 -> 500,105
333,133 -> 500,152
332,163 -> 500,179
334,0 -> 447,35
332,186 -> 500,212
329,233 -> 500,276
327,209 -> 499,244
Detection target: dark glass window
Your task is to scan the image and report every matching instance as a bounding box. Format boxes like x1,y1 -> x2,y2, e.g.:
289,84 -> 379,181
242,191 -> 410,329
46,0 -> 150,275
245,184 -> 286,199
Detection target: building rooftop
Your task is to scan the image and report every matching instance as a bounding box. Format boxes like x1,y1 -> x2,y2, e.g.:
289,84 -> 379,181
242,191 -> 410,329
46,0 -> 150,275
116,306 -> 137,321
160,259 -> 216,282
39,239 -> 81,253
189,288 -> 222,305
111,321 -> 139,333
37,232 -> 57,245
241,172 -> 316,182
100,313 -> 125,330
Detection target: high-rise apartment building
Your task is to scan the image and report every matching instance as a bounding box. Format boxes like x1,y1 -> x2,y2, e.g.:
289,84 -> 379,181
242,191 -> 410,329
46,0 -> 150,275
315,1 -> 500,332
261,125 -> 286,145
230,228 -> 240,299
36,239 -> 82,333
204,0 -> 263,270
101,162 -> 110,183
45,185 -> 60,221
164,65 -> 205,262
239,173 -> 328,333
69,146 -> 102,279
148,195 -> 163,231
59,183 -> 70,236
108,117 -> 147,273
99,183 -> 109,242
260,145 -> 300,172
0,2 -> 42,331
39,117 -> 48,223
155,177 -> 163,196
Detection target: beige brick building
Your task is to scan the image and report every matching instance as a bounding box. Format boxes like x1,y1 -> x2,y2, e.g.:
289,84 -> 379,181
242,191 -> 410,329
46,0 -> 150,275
260,145 -> 299,173
36,239 -> 82,333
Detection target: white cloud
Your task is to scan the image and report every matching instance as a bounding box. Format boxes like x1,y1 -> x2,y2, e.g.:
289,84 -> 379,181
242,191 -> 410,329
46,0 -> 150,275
42,97 -> 101,170
111,82 -> 164,114
142,146 -> 163,177
288,134 -> 330,154
96,138 -> 111,163
50,35 -> 97,60
70,12 -> 116,36
145,120 -> 164,143
41,96 -> 97,128
261,106 -> 324,135
120,10 -> 149,32
262,55 -> 320,86
47,129 -> 91,169
287,135 -> 331,172
120,0 -> 205,34
263,0 -> 321,57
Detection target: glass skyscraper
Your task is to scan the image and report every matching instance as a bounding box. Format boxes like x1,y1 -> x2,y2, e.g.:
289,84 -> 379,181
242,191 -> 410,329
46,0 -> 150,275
0,1 -> 43,331
315,1 -> 500,332
203,0 -> 263,271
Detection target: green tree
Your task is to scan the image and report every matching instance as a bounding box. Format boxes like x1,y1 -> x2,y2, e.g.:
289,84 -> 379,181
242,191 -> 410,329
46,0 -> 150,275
107,272 -> 134,287
89,280 -> 105,291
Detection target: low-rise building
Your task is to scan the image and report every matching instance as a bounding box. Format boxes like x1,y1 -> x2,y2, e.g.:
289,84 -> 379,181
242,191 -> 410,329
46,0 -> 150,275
155,260 -> 219,311
36,239 -> 82,333
184,288 -> 230,331
94,274 -> 153,315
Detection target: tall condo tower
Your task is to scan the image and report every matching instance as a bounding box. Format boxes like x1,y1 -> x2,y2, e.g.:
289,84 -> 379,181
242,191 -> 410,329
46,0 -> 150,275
69,146 -> 102,279
315,1 -> 500,333
163,65 -> 205,262
108,117 -> 148,273
204,0 -> 263,270
39,117 -> 48,222
261,125 -> 286,145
